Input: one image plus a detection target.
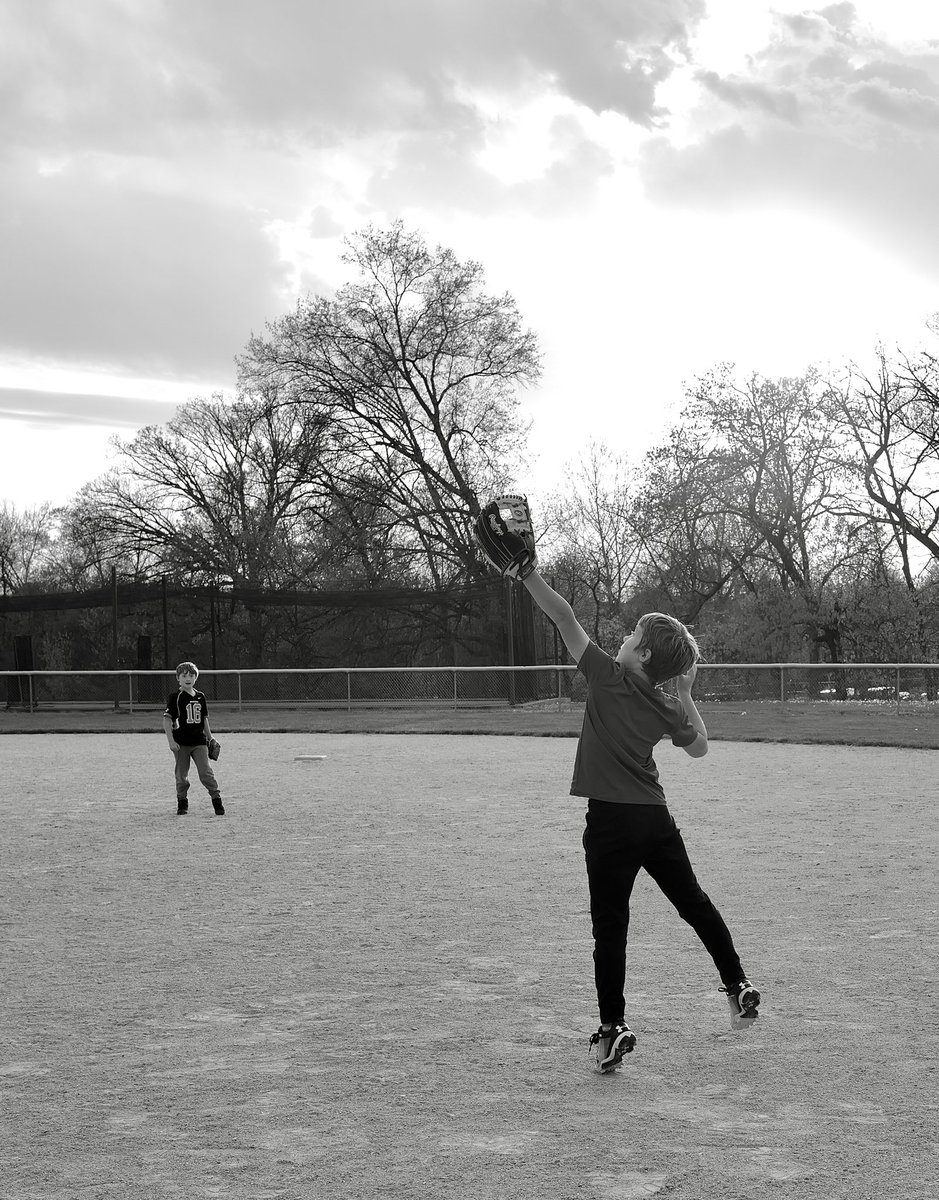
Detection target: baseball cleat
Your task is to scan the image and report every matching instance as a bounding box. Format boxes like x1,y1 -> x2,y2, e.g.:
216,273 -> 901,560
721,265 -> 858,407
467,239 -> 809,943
176,802 -> 188,815
720,980 -> 761,1029
212,798 -> 225,816
588,1021 -> 637,1073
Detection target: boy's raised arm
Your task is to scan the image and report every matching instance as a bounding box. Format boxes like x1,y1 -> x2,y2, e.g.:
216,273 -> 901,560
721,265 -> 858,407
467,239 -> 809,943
676,664 -> 709,757
521,569 -> 590,664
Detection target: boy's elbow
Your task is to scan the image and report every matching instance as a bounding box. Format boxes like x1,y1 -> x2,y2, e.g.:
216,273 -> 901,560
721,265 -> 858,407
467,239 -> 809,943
557,617 -> 589,665
684,734 -> 708,758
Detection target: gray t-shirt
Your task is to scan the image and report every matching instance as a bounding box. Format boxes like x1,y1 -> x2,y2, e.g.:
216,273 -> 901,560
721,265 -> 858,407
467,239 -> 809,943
569,641 -> 697,805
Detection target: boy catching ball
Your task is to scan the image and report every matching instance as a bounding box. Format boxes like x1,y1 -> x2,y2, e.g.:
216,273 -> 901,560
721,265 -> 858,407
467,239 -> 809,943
526,571 -> 760,1070
474,496 -> 760,1073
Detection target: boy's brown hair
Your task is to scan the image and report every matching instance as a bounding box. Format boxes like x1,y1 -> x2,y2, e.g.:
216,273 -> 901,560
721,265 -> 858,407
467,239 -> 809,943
636,613 -> 700,685
175,661 -> 199,679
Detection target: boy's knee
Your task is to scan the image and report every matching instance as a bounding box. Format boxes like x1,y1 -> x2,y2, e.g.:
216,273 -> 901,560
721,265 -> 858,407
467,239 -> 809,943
674,891 -> 715,923
200,761 -> 218,785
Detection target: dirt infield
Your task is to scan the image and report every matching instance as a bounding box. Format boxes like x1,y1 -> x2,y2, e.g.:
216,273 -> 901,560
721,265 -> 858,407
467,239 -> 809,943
3,734 -> 937,1199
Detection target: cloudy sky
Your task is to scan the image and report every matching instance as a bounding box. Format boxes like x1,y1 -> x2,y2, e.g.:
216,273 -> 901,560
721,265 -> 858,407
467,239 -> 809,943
3,0 -> 938,510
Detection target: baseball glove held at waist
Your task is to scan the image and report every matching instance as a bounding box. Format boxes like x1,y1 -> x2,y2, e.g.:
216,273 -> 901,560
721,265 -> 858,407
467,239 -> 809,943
475,494 -> 538,580
207,738 -> 221,761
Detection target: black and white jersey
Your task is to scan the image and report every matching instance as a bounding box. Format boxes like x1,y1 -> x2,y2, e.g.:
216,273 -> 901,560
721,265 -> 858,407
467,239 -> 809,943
164,688 -> 210,746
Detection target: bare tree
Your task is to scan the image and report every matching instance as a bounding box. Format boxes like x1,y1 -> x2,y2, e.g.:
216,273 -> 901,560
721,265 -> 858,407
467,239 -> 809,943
0,502 -> 57,594
827,342 -> 939,590
630,421 -> 761,623
681,368 -> 874,660
239,221 -> 541,587
77,389 -> 333,589
541,442 -> 642,638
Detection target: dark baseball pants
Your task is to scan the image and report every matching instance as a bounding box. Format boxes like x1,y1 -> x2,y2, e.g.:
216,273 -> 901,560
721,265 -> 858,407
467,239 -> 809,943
583,798 -> 744,1024
174,744 -> 221,803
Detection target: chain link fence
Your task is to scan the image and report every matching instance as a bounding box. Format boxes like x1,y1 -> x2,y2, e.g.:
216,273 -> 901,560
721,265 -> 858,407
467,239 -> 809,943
1,666 -> 569,712
4,663 -> 939,714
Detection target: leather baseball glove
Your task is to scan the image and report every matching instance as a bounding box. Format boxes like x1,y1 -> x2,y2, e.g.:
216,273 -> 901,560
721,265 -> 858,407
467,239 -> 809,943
207,738 -> 221,761
474,494 -> 538,580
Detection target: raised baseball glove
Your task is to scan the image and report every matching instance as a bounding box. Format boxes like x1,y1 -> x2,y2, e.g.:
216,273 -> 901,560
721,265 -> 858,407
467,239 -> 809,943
207,737 -> 221,761
474,494 -> 538,580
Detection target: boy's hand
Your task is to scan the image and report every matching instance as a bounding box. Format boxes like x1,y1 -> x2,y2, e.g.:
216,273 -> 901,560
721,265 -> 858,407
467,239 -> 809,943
677,663 -> 697,692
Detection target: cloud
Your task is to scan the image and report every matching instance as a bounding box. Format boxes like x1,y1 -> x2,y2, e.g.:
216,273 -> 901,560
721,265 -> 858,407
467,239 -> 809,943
851,81 -> 939,130
368,113 -> 614,217
0,0 -> 707,381
778,3 -> 857,40
0,157 -> 291,378
309,206 -> 345,239
0,387 -> 184,431
641,3 -> 939,276
695,70 -> 802,122
0,0 -> 707,149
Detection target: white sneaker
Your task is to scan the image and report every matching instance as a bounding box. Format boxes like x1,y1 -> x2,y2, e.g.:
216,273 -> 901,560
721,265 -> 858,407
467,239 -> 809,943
588,1021 -> 637,1072
719,980 -> 761,1030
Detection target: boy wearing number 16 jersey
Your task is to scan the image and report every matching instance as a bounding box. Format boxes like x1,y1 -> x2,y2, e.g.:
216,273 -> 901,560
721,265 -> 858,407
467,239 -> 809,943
163,661 -> 225,816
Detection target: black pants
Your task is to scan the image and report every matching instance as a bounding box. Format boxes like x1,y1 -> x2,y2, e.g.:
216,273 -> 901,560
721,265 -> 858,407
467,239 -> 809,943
583,798 -> 744,1024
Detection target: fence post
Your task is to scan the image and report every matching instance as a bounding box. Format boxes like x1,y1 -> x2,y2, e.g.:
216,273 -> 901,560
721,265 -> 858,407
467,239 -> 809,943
896,665 -> 901,715
780,666 -> 787,703
453,668 -> 458,711
237,672 -> 243,713
161,575 -> 170,670
111,566 -> 120,711
347,670 -> 352,712
28,673 -> 34,714
128,673 -> 134,714
505,580 -> 516,706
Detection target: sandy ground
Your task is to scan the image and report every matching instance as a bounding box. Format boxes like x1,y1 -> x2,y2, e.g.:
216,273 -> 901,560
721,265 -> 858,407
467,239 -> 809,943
2,734 -> 937,1199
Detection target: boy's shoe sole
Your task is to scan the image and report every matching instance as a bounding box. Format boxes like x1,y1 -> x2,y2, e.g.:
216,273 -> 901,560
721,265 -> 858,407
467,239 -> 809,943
176,806 -> 188,815
589,1024 -> 637,1073
720,982 -> 761,1030
212,803 -> 225,816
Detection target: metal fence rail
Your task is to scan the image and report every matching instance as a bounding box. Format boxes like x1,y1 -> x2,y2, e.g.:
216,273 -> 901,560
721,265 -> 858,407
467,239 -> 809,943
1,665 -> 571,714
3,663 -> 939,715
